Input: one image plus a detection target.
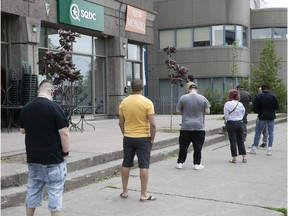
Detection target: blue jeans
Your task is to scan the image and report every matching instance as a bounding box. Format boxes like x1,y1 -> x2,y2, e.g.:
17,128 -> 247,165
26,161 -> 67,212
252,120 -> 275,148
255,118 -> 268,144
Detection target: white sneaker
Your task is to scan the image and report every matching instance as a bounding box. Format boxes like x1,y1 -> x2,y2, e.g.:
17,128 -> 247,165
247,148 -> 256,155
194,164 -> 204,170
266,147 -> 272,156
176,163 -> 183,169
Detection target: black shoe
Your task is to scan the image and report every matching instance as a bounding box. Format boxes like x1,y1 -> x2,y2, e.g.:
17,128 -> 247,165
259,143 -> 267,148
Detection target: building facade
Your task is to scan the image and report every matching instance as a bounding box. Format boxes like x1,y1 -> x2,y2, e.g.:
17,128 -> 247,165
1,0 -> 287,117
1,0 -> 156,117
147,0 -> 287,113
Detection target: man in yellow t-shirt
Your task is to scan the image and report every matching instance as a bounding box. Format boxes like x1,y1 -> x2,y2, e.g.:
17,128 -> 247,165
118,79 -> 156,202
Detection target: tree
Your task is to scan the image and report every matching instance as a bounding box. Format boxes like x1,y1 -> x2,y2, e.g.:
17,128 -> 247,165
230,40 -> 240,88
38,29 -> 83,106
250,39 -> 287,112
163,46 -> 189,130
38,29 -> 82,85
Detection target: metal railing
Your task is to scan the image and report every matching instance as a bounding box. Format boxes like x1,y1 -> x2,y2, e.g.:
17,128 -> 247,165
149,98 -> 178,115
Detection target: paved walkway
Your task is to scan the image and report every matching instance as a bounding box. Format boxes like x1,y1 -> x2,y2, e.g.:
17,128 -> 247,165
1,114 -> 287,215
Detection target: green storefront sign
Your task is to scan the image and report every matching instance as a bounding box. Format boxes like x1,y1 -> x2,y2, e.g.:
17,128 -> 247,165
58,0 -> 104,32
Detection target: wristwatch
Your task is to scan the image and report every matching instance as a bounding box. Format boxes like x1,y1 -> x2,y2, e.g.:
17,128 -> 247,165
62,151 -> 69,157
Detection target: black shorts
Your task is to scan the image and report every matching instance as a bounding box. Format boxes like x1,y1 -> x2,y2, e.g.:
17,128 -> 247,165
122,137 -> 152,169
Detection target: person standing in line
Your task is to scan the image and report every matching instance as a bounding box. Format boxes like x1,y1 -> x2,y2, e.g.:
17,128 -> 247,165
224,89 -> 247,163
255,87 -> 268,148
236,85 -> 252,142
248,85 -> 279,156
175,82 -> 211,170
20,80 -> 70,216
118,79 -> 157,201
185,75 -> 194,93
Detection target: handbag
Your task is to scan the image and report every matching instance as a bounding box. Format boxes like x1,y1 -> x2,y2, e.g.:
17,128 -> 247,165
228,102 -> 239,115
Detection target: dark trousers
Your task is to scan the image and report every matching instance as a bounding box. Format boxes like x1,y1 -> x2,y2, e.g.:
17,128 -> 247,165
177,130 -> 205,165
226,120 -> 246,157
242,113 -> 248,141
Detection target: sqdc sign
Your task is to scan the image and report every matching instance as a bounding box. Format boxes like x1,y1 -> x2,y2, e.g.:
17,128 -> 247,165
58,0 -> 104,32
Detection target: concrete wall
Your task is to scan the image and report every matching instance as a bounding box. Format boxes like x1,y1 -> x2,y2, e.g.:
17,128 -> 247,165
148,0 -> 251,98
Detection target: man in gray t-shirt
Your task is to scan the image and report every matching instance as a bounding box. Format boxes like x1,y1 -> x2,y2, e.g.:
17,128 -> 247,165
175,82 -> 211,170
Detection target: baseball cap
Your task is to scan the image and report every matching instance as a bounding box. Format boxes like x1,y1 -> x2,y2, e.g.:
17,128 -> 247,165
189,82 -> 197,89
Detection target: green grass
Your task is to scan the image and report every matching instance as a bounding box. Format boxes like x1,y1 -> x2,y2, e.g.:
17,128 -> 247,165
263,207 -> 287,216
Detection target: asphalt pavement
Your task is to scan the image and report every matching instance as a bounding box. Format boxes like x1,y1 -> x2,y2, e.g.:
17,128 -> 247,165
1,114 -> 287,216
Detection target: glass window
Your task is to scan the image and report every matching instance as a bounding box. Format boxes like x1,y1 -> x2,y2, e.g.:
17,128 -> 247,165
196,78 -> 211,94
194,27 -> 210,47
125,61 -> 133,85
127,44 -> 141,60
48,28 -> 60,49
39,27 -> 47,48
176,28 -> 192,48
243,27 -> 248,47
1,16 -> 8,42
273,28 -> 288,39
251,28 -> 272,39
159,30 -> 175,49
94,37 -> 105,56
236,26 -> 243,46
38,49 -> 46,75
213,78 -> 224,94
94,57 -> 106,114
225,25 -> 235,45
72,55 -> 92,106
225,78 -> 235,90
134,63 -> 141,79
73,34 -> 93,54
212,25 -> 223,46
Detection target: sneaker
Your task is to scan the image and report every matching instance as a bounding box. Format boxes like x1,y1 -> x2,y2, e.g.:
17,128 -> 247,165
176,163 -> 183,169
259,143 -> 267,148
247,148 -> 256,154
266,147 -> 272,156
194,164 -> 204,170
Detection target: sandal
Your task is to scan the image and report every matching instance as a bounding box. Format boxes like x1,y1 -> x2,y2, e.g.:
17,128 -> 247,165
140,195 -> 156,202
120,193 -> 128,199
229,159 -> 237,163
242,158 -> 247,163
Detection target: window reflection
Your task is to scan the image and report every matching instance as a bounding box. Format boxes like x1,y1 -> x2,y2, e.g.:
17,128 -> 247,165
72,55 -> 92,106
251,28 -> 272,39
74,35 -> 93,54
212,25 -> 224,46
225,25 -> 235,45
48,28 -> 60,49
194,27 -> 210,47
159,30 -> 175,49
177,28 -> 192,48
127,44 -> 140,60
273,28 -> 288,39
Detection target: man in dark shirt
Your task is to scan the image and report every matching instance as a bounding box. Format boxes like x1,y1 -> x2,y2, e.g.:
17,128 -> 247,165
248,85 -> 279,156
237,85 -> 252,142
20,80 -> 70,216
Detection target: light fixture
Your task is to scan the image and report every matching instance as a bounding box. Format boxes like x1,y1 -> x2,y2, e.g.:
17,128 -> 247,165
32,25 -> 37,33
122,43 -> 126,49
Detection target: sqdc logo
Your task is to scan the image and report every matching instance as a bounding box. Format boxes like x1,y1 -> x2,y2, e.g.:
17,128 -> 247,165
70,4 -> 80,22
70,3 -> 97,22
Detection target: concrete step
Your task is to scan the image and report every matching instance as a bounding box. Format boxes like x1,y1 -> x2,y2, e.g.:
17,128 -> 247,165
1,115 -> 286,209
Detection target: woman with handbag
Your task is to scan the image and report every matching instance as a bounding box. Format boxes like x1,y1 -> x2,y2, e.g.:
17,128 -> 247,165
224,89 -> 247,163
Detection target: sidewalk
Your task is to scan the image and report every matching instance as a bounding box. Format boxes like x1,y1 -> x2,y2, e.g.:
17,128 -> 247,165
1,114 -> 287,215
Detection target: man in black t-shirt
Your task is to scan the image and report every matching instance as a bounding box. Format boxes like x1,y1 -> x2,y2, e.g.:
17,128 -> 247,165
20,80 -> 70,216
237,85 -> 252,142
